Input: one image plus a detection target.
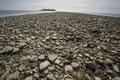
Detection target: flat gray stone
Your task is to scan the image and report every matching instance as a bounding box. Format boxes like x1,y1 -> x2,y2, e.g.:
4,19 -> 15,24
16,42 -> 27,48
38,55 -> 45,60
48,53 -> 58,61
48,66 -> 55,71
112,65 -> 119,72
1,46 -> 13,54
29,55 -> 38,62
39,61 -> 50,70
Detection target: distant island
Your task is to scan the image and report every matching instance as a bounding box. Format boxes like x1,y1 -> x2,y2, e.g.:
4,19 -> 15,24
40,9 -> 56,11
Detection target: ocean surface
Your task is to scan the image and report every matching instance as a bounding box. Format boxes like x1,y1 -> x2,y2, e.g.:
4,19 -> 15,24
0,10 -> 120,18
0,10 -> 54,18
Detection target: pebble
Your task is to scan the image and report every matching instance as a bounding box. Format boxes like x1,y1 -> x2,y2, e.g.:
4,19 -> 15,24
94,76 -> 101,80
71,62 -> 79,68
112,65 -> 119,72
18,65 -> 26,71
86,62 -> 96,71
1,46 -> 13,54
55,59 -> 61,64
16,42 -> 27,48
12,47 -> 20,53
7,71 -> 19,80
104,58 -> 114,65
44,69 -> 49,74
112,77 -> 120,80
65,65 -> 73,72
47,74 -> 56,80
25,76 -> 33,80
39,61 -> 50,70
38,55 -> 45,60
29,55 -> 38,62
48,66 -> 55,71
95,59 -> 104,64
34,73 -> 39,78
48,53 -> 58,61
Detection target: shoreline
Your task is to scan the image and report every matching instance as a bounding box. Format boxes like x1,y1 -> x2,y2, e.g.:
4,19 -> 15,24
0,11 -> 120,18
0,12 -> 120,80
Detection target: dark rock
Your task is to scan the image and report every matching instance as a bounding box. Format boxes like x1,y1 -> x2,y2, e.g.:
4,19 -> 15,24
86,62 -> 97,72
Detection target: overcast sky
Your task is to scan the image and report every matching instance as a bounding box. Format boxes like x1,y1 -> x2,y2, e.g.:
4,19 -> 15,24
0,0 -> 120,13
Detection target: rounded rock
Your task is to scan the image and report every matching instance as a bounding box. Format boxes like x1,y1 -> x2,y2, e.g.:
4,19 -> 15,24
71,62 -> 79,68
65,65 -> 73,72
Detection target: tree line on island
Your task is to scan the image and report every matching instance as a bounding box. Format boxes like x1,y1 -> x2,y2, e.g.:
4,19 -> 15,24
40,9 -> 56,11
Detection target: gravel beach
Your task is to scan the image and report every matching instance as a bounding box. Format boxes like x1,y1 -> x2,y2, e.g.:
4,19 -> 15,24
0,12 -> 120,80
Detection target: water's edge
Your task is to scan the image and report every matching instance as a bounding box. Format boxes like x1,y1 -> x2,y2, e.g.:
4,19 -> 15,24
0,10 -> 120,18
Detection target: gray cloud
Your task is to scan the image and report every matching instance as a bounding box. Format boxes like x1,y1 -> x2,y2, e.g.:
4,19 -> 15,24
0,0 -> 120,13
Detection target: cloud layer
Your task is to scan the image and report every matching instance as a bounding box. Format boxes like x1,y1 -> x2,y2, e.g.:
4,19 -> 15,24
0,0 -> 120,13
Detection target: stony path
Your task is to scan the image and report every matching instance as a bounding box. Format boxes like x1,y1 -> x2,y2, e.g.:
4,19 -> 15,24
0,12 -> 120,80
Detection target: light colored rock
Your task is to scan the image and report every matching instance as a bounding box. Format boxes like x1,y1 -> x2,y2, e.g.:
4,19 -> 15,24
18,65 -> 26,72
44,70 -> 49,74
38,55 -> 45,60
71,62 -> 79,68
94,76 -> 101,80
48,53 -> 58,61
16,42 -> 27,48
55,59 -> 61,64
29,55 -> 38,62
112,65 -> 119,72
112,77 -> 120,80
39,61 -> 50,70
104,58 -> 114,65
48,66 -> 55,71
1,46 -> 13,54
25,76 -> 33,80
65,65 -> 73,72
47,74 -> 56,80
7,71 -> 19,80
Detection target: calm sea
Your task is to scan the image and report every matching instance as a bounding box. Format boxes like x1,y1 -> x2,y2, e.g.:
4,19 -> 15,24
0,10 -> 120,18
0,10 -> 54,18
